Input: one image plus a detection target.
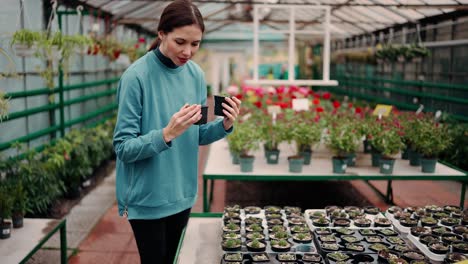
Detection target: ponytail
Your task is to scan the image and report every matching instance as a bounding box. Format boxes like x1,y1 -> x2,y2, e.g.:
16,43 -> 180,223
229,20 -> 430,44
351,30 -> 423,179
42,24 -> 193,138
148,37 -> 161,51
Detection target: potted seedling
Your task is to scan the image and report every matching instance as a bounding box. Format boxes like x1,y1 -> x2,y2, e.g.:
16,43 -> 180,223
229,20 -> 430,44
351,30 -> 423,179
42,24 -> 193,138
440,217 -> 459,226
354,218 -> 371,227
441,233 -> 463,244
246,223 -> 263,233
387,236 -> 406,245
291,113 -> 322,166
366,235 -> 384,243
374,217 -> 392,227
246,232 -> 264,241
315,228 -> 331,235
223,232 -> 241,240
359,229 -> 377,236
378,249 -> 399,263
327,252 -> 350,262
336,227 -> 354,236
445,253 -> 468,263
333,218 -> 351,227
432,226 -> 450,236
0,187 -> 13,239
401,251 -> 426,262
292,232 -> 312,243
377,229 -> 398,236
420,216 -> 438,227
303,253 -> 322,262
399,218 -> 418,228
223,222 -> 241,233
288,217 -> 306,226
246,238 -> 266,252
267,218 -> 283,226
369,242 -> 390,252
341,235 -> 362,243
251,253 -> 269,262
364,206 -> 380,215
321,242 -> 340,251
345,243 -> 365,252
269,225 -> 286,233
284,206 -> 301,215
291,224 -> 309,233
310,211 -> 326,219
419,234 -> 439,246
410,226 -> 431,237
453,225 -> 468,235
270,238 -> 291,252
452,242 -> 468,253
427,242 -> 449,254
245,216 -> 263,225
221,238 -> 242,251
244,206 -> 261,215
224,253 -> 243,262
313,217 -> 330,227
269,230 -> 289,240
278,253 -> 296,261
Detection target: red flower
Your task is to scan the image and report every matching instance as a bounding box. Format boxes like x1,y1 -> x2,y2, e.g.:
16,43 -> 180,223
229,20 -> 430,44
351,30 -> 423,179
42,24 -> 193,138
253,101 -> 262,109
332,101 -> 341,109
313,94 -> 321,99
322,92 -> 331,100
313,98 -> 320,105
265,99 -> 272,105
138,37 -> 146,43
235,94 -> 243,100
316,106 -> 324,113
348,103 -> 353,108
355,107 -> 362,114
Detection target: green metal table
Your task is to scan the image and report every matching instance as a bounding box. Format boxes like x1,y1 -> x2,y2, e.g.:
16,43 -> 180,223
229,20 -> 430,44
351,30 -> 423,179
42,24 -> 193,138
203,140 -> 467,212
0,218 -> 67,264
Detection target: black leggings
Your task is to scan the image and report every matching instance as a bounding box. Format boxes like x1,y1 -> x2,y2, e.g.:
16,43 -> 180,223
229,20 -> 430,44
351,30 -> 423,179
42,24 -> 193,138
129,208 -> 191,264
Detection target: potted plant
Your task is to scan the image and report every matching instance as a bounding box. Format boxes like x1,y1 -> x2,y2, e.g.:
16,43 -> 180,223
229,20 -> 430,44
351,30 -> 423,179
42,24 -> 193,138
291,116 -> 323,166
259,113 -> 286,164
10,181 -> 27,228
10,29 -> 43,56
226,121 -> 260,171
270,238 -> 291,252
326,123 -> 360,173
221,238 -> 242,251
411,120 -> 452,173
246,238 -> 266,252
372,128 -> 404,174
0,186 -> 13,239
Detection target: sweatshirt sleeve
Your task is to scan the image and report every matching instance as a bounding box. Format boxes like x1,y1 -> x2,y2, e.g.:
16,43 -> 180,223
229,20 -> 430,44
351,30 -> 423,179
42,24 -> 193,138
198,75 -> 233,145
113,69 -> 171,163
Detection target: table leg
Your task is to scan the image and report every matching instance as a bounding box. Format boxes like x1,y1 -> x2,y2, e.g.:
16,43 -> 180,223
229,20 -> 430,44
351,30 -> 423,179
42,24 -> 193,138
203,179 -> 208,212
60,220 -> 67,264
460,182 -> 466,210
386,180 -> 394,204
209,179 -> 214,205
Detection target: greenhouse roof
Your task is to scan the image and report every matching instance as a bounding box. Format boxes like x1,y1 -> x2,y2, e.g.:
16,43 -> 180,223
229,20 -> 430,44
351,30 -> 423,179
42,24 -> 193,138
78,0 -> 468,39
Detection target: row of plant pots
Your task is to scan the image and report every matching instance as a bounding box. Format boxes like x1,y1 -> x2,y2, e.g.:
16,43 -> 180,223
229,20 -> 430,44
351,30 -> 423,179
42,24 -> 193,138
222,252 -> 324,263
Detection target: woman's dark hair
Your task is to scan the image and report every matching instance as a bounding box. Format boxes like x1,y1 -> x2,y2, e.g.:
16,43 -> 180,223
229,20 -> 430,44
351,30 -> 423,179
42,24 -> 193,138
148,0 -> 205,51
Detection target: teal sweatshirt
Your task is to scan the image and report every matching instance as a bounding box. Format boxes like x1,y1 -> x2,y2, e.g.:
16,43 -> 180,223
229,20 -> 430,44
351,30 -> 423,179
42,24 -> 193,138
113,51 -> 231,220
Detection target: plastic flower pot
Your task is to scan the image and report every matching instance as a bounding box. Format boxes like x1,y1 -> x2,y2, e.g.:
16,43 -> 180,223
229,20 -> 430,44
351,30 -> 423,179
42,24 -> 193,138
379,158 -> 395,174
371,151 -> 381,167
401,146 -> 409,160
363,139 -> 372,153
214,95 -> 229,116
288,156 -> 304,173
239,155 -> 254,172
300,150 -> 312,165
231,153 -> 239,165
265,148 -> 280,164
332,157 -> 347,174
408,148 -> 421,166
194,106 -> 208,125
421,158 -> 437,173
346,153 -> 356,167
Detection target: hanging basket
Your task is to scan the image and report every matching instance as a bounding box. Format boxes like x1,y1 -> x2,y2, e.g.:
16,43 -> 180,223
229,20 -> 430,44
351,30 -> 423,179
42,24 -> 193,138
13,43 -> 37,57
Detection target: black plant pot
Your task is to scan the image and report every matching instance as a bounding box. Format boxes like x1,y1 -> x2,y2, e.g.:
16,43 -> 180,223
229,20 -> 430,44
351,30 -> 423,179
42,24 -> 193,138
246,241 -> 266,252
427,241 -> 449,255
410,226 -> 431,237
194,105 -> 208,125
214,95 -> 229,116
12,214 -> 23,228
452,242 -> 468,254
0,221 -> 12,239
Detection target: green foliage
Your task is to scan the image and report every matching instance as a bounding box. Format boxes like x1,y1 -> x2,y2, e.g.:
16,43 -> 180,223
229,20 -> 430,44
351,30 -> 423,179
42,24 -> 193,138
10,180 -> 27,215
372,128 -> 404,158
439,123 -> 468,171
0,186 -> 13,222
10,29 -> 43,47
227,120 -> 261,155
412,120 -> 452,158
0,90 -> 10,122
258,113 -> 287,150
326,122 -> 360,157
375,43 -> 430,62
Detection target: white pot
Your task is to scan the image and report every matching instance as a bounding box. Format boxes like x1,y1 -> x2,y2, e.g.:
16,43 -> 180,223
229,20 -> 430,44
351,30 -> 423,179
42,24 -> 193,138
13,43 -> 37,57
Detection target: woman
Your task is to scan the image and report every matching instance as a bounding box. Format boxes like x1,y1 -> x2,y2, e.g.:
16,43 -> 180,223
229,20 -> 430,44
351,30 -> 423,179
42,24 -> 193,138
113,0 -> 241,263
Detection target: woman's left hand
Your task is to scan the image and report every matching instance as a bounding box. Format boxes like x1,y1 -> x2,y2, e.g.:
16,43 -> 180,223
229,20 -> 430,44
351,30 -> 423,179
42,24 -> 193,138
222,96 -> 242,130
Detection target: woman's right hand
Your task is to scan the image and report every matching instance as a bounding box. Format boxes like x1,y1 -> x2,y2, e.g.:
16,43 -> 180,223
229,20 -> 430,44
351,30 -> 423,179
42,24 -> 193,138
163,104 -> 201,143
